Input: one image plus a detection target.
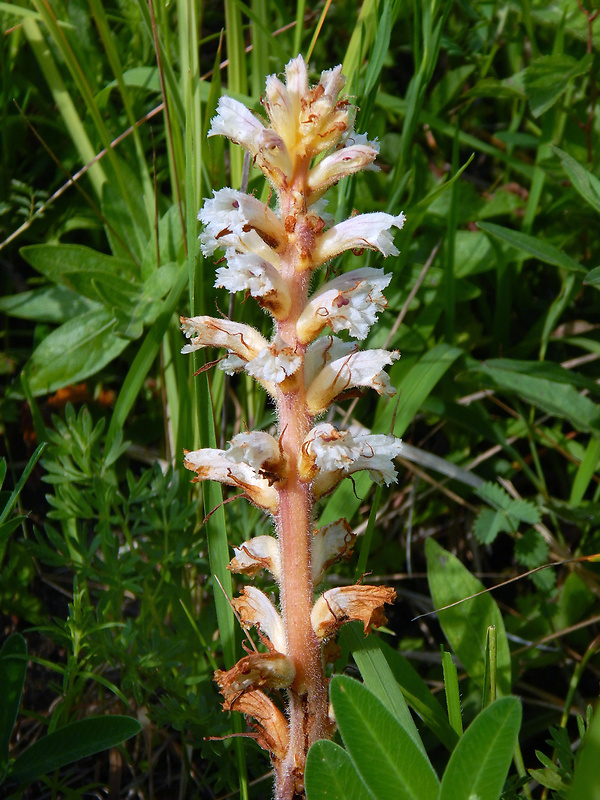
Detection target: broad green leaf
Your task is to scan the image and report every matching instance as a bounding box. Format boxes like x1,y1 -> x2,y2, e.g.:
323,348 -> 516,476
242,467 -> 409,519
523,54 -> 592,117
61,270 -> 140,311
95,66 -> 161,109
340,623 -> 425,756
20,244 -> 139,285
439,697 -> 522,800
477,222 -> 584,273
0,633 -> 27,782
7,716 -> 141,784
473,358 -> 600,397
305,740 -> 373,800
331,676 -> 439,800
0,285 -> 96,323
554,147 -> 600,215
22,309 -> 130,396
426,539 -> 512,696
530,767 -> 568,791
584,266 -> 600,289
474,360 -> 600,437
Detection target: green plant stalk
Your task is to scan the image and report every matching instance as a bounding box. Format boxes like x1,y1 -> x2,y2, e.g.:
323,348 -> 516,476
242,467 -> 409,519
20,16 -> 107,198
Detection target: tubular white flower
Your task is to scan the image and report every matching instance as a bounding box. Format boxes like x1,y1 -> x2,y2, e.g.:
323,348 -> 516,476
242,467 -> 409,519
303,335 -> 358,388
296,268 -> 392,342
199,188 -> 284,257
227,431 -> 284,476
311,519 -> 355,586
308,144 -> 379,196
209,96 -> 266,147
245,335 -> 302,387
180,316 -> 267,361
232,586 -> 287,654
300,423 -> 403,496
306,348 -> 400,414
183,447 -> 279,512
208,97 -> 293,185
229,535 -> 281,580
215,250 -> 292,320
313,212 -> 407,266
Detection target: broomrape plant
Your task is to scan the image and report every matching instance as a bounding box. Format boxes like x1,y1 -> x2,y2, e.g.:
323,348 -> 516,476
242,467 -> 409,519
181,56 -> 404,799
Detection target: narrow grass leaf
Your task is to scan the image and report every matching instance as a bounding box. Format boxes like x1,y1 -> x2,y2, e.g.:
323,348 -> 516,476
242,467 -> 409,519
331,676 -> 439,800
474,360 -> 600,437
0,634 -> 27,779
478,222 -> 584,273
7,716 -> 141,784
426,539 -> 512,696
442,650 -> 463,737
305,740 -> 374,800
438,697 -> 522,800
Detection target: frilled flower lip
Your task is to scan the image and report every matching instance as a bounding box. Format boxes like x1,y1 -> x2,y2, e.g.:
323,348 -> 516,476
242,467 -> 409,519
183,431 -> 283,511
198,188 -> 284,265
208,97 -> 294,185
300,422 -> 403,496
215,250 -> 292,320
245,335 -> 302,387
306,348 -> 400,414
312,212 -> 406,267
296,268 -> 391,343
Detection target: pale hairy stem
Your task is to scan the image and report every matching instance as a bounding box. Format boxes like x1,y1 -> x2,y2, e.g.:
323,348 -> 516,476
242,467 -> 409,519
274,176 -> 330,796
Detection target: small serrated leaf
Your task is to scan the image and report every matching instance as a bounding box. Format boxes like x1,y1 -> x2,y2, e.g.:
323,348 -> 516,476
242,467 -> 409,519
476,481 -> 513,511
514,530 -> 549,568
508,499 -> 541,525
473,509 -> 509,544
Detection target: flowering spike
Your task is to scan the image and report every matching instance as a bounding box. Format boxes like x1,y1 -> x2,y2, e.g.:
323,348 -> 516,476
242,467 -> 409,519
183,54 -> 404,800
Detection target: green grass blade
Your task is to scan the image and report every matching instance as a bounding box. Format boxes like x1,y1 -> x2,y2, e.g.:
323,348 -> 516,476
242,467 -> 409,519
442,649 -> 463,737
